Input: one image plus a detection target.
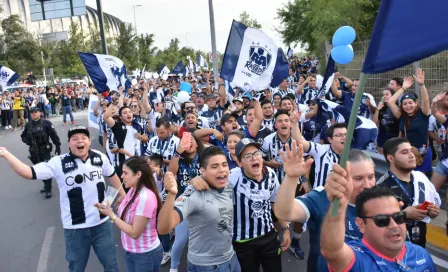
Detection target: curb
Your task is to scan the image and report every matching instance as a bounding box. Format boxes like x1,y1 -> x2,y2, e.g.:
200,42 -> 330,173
427,223 -> 448,251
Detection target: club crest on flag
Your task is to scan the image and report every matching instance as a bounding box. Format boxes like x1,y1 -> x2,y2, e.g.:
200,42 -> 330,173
246,44 -> 272,76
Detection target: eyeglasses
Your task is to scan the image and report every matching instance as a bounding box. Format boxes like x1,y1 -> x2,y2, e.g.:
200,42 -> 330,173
242,151 -> 262,162
359,211 -> 406,228
130,105 -> 139,109
185,106 -> 196,110
332,133 -> 347,138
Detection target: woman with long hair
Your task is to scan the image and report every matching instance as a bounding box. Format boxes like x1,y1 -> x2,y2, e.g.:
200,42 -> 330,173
226,130 -> 244,170
387,69 -> 432,175
165,133 -> 203,272
373,88 -> 400,154
96,156 -> 163,272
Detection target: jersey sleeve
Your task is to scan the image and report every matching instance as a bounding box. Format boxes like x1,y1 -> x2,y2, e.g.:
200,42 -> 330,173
31,156 -> 59,180
307,141 -> 324,158
101,152 -> 116,177
135,189 -> 158,219
260,137 -> 270,158
173,187 -> 202,222
270,170 -> 280,202
294,186 -> 328,222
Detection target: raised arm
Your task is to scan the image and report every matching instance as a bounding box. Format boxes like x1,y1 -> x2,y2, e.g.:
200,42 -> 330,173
431,93 -> 447,124
414,69 -> 430,116
93,97 -> 101,116
248,99 -> 263,137
274,141 -> 313,222
387,76 -> 413,119
291,111 -> 310,152
0,148 -> 33,179
218,77 -> 227,108
103,103 -> 116,128
321,163 -> 355,272
157,172 -> 182,234
330,79 -> 343,100
296,76 -> 310,95
142,84 -> 152,113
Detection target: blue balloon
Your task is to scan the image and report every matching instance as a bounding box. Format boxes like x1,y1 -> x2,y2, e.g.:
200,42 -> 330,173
179,82 -> 192,94
331,45 -> 354,65
332,26 -> 356,47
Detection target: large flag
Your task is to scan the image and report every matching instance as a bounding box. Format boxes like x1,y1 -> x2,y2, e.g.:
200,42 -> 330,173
287,47 -> 294,59
172,61 -> 183,74
318,100 -> 378,150
315,56 -> 336,100
220,20 -> 289,91
78,52 -> 131,93
0,65 -> 20,89
158,64 -> 170,80
362,0 -> 448,74
88,94 -> 99,129
139,64 -> 146,80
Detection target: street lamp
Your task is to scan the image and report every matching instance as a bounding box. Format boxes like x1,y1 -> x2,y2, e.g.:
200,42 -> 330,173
133,5 -> 142,34
185,32 -> 190,47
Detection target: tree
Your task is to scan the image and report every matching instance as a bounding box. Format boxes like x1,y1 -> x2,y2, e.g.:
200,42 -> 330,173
138,33 -> 158,70
239,11 -> 262,29
115,23 -> 138,70
277,0 -> 381,55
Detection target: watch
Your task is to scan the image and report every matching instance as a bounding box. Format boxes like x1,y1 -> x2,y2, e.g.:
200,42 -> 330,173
110,214 -> 117,223
282,224 -> 290,231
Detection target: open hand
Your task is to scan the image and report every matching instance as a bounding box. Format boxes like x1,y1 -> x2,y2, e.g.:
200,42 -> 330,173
280,140 -> 314,178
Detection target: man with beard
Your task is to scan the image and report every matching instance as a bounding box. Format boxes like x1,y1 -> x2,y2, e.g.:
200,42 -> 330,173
296,75 -> 319,104
145,117 -> 180,173
232,97 -> 247,127
321,185 -> 436,271
199,78 -> 227,129
275,145 -> 375,271
377,137 -> 441,248
261,100 -> 275,131
0,126 -> 125,271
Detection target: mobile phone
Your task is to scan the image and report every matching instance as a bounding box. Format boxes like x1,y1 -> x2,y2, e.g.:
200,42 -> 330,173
181,132 -> 192,151
418,201 -> 433,210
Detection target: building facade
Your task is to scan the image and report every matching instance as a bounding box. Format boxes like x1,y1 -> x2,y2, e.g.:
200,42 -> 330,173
0,0 -> 122,37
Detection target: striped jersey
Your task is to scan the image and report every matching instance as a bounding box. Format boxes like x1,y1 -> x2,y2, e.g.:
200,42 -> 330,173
272,87 -> 295,98
299,86 -> 318,103
260,132 -> 293,183
145,134 -> 180,173
229,167 -> 279,241
262,118 -> 274,131
307,142 -> 340,188
199,106 -> 224,129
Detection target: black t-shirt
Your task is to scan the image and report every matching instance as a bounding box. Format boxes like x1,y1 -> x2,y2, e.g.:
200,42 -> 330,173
399,109 -> 430,148
60,95 -> 71,106
378,106 -> 400,133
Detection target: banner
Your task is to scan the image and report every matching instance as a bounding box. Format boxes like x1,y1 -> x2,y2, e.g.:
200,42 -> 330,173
88,94 -> 99,130
0,65 -> 20,90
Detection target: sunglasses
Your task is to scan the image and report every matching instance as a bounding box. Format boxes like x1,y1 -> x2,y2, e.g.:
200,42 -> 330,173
360,211 -> 406,228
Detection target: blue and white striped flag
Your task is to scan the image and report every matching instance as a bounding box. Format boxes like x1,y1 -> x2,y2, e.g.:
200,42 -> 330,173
197,54 -> 207,67
172,61 -> 183,74
0,65 -> 20,89
287,47 -> 294,58
318,100 -> 378,150
158,64 -> 170,80
315,56 -> 336,100
187,56 -> 200,72
221,20 -> 289,91
78,52 -> 131,93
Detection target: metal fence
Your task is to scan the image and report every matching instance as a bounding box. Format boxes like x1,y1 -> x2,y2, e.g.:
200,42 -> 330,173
336,40 -> 448,101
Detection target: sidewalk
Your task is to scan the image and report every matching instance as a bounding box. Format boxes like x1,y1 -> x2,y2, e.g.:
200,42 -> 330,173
428,209 -> 448,251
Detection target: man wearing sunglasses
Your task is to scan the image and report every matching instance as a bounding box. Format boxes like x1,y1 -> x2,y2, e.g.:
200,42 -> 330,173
377,137 -> 441,248
321,180 -> 436,271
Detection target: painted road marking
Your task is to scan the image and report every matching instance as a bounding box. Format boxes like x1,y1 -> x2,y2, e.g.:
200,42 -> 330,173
432,255 -> 448,269
37,226 -> 55,272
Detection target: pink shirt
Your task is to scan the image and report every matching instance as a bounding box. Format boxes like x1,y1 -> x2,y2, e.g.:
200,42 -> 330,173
117,187 -> 160,253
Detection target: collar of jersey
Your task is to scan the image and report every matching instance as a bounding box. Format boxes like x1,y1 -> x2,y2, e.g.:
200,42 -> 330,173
208,184 -> 225,193
69,149 -> 93,163
362,238 -> 406,262
241,167 -> 268,183
328,145 -> 341,158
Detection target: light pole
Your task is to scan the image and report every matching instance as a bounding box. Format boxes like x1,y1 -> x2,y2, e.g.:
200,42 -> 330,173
185,32 -> 190,47
208,0 -> 219,84
96,0 -> 108,54
133,5 -> 142,34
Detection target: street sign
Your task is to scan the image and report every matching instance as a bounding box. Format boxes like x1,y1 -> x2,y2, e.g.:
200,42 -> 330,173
41,31 -> 68,42
29,0 -> 86,22
209,52 -> 221,62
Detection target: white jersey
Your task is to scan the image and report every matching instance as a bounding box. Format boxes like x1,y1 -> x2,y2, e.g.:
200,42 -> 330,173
307,142 -> 340,188
32,149 -> 116,229
145,134 -> 180,172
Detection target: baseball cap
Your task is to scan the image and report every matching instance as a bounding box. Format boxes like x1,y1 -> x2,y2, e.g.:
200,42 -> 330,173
232,97 -> 243,104
205,94 -> 216,102
68,126 -> 90,140
220,112 -> 239,126
399,93 -> 417,104
235,138 -> 261,158
29,107 -> 40,113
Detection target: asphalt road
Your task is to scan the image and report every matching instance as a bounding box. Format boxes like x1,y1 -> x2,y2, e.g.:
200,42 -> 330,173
0,111 -> 446,272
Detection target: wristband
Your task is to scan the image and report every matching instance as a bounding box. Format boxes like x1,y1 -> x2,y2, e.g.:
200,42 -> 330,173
174,151 -> 181,157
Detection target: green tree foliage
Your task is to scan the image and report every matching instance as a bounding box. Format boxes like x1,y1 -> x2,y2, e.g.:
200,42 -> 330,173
239,11 -> 262,29
277,0 -> 381,54
115,23 -> 138,70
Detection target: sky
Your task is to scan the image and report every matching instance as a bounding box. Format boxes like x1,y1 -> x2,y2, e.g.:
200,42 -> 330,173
85,0 -> 302,55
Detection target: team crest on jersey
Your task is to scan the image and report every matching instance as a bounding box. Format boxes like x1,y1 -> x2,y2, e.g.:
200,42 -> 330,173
183,188 -> 195,197
61,155 -> 78,174
91,153 -> 103,167
245,45 -> 272,76
217,219 -> 228,232
251,201 -> 266,218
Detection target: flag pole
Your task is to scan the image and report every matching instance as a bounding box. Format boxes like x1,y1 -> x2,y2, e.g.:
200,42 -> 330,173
331,72 -> 367,217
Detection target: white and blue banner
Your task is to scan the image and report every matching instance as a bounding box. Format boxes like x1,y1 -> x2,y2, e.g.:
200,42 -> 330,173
187,56 -> 200,72
197,54 -> 207,68
172,61 -> 183,74
0,65 -> 20,89
221,20 -> 289,91
287,47 -> 294,58
78,52 -> 131,93
158,65 -> 170,80
315,56 -> 336,100
88,94 -> 99,129
318,100 -> 378,150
